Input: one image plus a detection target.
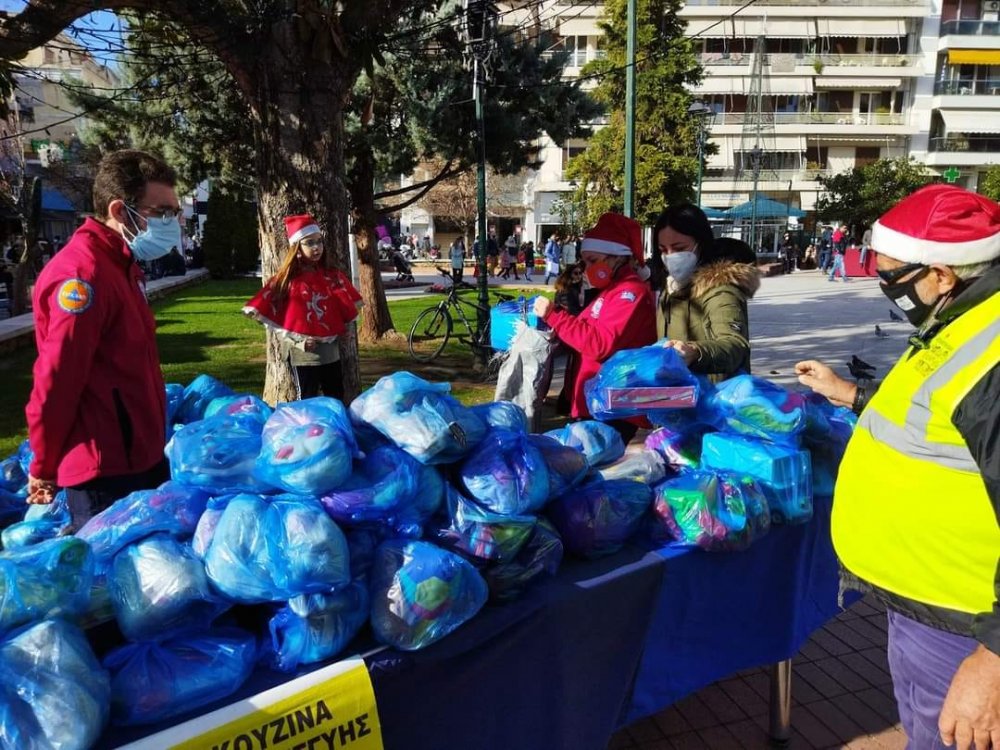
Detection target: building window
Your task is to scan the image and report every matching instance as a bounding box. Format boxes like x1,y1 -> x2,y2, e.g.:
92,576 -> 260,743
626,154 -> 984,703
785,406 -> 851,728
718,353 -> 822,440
855,147 -> 881,167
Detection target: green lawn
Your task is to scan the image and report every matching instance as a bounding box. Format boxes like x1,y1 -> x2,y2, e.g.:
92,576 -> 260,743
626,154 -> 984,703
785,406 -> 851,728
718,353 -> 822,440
0,278 -> 549,459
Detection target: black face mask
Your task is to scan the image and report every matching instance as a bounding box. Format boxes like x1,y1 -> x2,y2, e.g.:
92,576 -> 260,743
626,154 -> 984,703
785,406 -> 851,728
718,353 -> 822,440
880,267 -> 937,327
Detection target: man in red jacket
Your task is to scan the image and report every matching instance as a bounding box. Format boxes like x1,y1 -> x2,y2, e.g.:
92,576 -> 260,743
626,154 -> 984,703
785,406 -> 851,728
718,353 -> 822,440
26,150 -> 180,529
533,212 -> 657,439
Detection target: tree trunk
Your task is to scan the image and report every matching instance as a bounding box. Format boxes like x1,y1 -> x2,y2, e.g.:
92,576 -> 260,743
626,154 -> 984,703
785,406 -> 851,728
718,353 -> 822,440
10,241 -> 38,317
11,177 -> 42,317
251,18 -> 361,404
350,145 -> 397,344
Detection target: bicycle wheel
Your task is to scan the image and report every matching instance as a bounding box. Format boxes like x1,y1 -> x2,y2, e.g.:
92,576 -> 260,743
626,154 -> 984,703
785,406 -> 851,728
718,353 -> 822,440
408,305 -> 453,361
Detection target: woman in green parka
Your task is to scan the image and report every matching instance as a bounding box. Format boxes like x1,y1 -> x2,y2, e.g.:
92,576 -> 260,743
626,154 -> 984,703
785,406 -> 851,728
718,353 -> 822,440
656,204 -> 761,383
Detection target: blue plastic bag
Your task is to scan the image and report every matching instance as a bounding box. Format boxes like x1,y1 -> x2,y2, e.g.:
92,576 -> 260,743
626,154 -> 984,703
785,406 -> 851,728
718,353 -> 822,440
267,582 -> 369,672
110,535 -> 229,642
177,374 -> 235,424
459,429 -> 551,515
1,490 -> 71,549
544,420 -> 625,467
0,537 -> 94,634
370,540 -> 488,651
700,375 -> 807,445
165,383 -> 184,429
104,627 -> 256,726
644,421 -> 715,470
350,372 -> 487,464
77,481 -> 210,562
469,401 -> 529,432
483,518 -> 563,602
490,297 -> 540,351
0,451 -> 26,494
319,444 -> 442,535
16,440 -> 33,478
432,486 -> 536,563
0,488 -> 27,528
651,471 -> 771,551
205,393 -> 274,421
596,449 -> 668,485
802,394 -> 857,497
527,434 -> 589,499
255,398 -> 357,495
0,619 -> 110,750
166,413 -> 269,494
546,479 -> 652,559
700,432 -> 813,524
191,494 -> 236,559
204,494 -> 351,603
584,345 -> 699,419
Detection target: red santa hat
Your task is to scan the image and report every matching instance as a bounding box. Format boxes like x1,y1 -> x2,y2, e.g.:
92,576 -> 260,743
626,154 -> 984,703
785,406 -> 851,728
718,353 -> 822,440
284,214 -> 322,246
871,184 -> 1000,265
580,212 -> 644,265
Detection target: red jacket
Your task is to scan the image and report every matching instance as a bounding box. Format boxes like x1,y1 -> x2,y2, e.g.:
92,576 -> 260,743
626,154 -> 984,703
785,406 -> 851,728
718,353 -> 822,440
26,218 -> 167,487
544,266 -> 657,418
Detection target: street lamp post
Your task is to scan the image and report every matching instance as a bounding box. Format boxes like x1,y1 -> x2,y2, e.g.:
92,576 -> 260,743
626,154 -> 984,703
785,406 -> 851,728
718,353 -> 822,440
687,101 -> 713,208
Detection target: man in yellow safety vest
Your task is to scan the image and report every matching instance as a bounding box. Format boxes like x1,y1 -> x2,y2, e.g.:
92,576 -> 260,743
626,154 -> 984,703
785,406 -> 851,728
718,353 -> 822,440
796,184 -> 999,750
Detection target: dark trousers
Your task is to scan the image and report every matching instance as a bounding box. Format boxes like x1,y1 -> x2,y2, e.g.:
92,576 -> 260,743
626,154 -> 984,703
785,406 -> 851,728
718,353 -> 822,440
66,457 -> 169,532
293,360 -> 344,401
452,268 -> 463,283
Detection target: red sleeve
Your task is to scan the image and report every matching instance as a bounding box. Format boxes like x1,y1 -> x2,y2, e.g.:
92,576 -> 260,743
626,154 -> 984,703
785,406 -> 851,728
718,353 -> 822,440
25,274 -> 107,480
546,288 -> 647,362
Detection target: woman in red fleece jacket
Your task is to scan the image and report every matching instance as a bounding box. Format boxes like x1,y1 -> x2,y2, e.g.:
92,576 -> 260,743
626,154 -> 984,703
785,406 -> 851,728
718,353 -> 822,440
533,213 -> 657,438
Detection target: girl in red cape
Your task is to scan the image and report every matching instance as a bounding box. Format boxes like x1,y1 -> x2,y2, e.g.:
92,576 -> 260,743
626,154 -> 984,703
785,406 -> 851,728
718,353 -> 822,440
244,214 -> 362,400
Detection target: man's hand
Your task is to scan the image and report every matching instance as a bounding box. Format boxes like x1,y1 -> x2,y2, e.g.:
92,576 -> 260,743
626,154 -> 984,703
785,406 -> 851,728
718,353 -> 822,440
533,296 -> 552,319
664,339 -> 700,366
27,475 -> 57,505
940,645 -> 1000,750
303,338 -> 318,352
795,360 -> 856,408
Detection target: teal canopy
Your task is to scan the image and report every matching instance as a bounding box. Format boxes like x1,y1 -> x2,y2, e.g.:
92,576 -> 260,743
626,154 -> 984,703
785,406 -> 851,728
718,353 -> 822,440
724,196 -> 806,220
699,206 -> 729,220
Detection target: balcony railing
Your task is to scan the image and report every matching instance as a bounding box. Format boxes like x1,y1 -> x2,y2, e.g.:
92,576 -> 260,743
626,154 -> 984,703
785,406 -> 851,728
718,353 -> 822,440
710,111 -> 906,125
683,0 -> 922,6
939,18 -> 1000,35
929,135 -> 1000,153
934,78 -> 1000,95
699,52 -> 922,68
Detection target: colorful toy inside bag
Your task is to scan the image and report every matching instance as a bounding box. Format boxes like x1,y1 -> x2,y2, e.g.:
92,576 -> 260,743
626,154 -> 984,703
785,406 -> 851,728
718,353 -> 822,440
166,413 -> 270,494
431,486 -> 536,563
527,434 -> 589,498
320,445 -> 443,536
205,393 -> 274,421
544,420 -> 625,468
584,345 -> 699,420
644,421 -> 715,471
700,375 -> 807,446
191,494 -> 235,559
370,539 -> 488,651
0,449 -> 26,494
165,382 -> 184,429
482,518 -> 564,602
0,619 -> 110,750
469,401 -> 529,433
177,374 -> 235,424
255,397 -> 358,495
110,535 -> 229,642
204,493 -> 350,603
1,490 -> 71,549
267,582 -> 368,672
546,479 -> 652,559
596,449 -> 667,485
77,481 -> 210,563
103,627 -> 257,726
0,537 -> 93,634
349,372 -> 487,464
459,429 -> 551,515
700,432 -> 813,524
651,471 -> 771,551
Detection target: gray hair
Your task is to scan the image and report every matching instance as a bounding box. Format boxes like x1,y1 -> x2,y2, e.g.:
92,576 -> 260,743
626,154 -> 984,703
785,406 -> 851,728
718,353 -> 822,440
950,259 -> 997,280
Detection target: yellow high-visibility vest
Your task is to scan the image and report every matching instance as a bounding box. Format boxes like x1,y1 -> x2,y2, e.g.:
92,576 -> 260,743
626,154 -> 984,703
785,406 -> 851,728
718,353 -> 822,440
833,290 -> 1000,616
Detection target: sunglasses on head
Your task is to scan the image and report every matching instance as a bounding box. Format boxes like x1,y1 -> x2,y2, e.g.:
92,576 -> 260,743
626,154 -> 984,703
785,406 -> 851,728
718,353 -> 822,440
877,262 -> 927,285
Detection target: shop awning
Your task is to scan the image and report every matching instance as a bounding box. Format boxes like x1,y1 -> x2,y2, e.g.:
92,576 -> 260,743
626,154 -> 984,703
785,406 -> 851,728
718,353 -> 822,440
725,196 -> 806,219
559,19 -> 596,37
42,188 -> 75,213
764,77 -> 814,94
731,18 -> 815,38
947,49 -> 1000,65
816,18 -> 905,36
816,77 -> 903,88
696,75 -> 746,94
685,18 -> 732,37
941,110 -> 1000,134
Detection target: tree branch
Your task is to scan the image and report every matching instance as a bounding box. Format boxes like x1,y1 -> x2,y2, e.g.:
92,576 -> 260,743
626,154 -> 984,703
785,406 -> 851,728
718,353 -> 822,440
373,159 -> 465,201
377,173 -> 460,213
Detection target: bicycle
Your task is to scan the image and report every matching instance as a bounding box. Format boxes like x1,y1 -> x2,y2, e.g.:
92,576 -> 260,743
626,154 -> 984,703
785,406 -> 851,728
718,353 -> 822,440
407,268 -> 515,362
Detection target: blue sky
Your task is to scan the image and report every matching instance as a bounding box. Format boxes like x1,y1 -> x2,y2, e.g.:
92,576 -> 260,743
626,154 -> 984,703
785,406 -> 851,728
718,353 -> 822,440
0,2 -> 125,67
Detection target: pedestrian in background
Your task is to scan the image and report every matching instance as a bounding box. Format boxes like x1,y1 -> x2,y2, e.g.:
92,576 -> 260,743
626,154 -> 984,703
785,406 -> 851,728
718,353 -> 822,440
544,233 -> 561,284
522,241 -> 535,281
449,238 -> 465,283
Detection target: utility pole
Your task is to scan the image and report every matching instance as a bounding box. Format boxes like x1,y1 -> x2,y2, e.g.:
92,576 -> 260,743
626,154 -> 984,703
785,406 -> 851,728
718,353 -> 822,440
623,0 -> 637,217
688,101 -> 713,207
465,0 -> 496,359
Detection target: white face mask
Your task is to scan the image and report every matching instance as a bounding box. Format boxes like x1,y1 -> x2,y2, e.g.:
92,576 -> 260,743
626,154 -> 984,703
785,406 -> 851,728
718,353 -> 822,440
664,250 -> 698,284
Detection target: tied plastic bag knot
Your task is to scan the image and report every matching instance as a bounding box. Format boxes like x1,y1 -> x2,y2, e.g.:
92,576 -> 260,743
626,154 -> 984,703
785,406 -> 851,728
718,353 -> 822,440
267,582 -> 369,672
544,420 -> 625,468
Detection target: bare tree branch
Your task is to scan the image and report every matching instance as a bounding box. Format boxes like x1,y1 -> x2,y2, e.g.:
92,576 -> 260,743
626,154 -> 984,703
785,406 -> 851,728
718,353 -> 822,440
373,158 -> 465,201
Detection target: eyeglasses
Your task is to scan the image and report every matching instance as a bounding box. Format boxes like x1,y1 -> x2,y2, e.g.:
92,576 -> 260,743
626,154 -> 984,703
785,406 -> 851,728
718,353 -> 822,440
300,238 -> 324,250
877,262 -> 927,285
129,204 -> 182,224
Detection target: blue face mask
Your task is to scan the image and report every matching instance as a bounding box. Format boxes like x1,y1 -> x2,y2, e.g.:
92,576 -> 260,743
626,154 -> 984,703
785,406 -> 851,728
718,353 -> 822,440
123,205 -> 182,261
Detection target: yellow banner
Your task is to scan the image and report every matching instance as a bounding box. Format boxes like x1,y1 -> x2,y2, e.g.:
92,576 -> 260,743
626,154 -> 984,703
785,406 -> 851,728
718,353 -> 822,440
947,49 -> 1000,65
119,657 -> 382,750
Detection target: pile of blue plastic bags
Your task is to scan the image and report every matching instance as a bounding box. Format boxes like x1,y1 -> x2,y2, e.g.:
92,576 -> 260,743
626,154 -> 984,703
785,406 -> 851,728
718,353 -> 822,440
0,356 -> 856,747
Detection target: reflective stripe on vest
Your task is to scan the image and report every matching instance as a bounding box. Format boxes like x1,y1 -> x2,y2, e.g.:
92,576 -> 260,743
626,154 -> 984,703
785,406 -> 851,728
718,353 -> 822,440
833,290 -> 1000,616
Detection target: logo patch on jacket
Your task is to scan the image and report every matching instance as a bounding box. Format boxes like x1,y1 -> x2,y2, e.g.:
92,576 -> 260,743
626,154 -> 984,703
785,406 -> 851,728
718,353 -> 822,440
56,279 -> 93,314
590,298 -> 604,319
620,291 -> 636,302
